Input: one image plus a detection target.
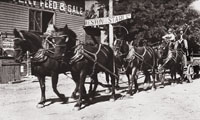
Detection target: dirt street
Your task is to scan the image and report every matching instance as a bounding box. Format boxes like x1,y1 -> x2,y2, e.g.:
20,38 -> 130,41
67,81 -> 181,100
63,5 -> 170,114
0,73 -> 200,120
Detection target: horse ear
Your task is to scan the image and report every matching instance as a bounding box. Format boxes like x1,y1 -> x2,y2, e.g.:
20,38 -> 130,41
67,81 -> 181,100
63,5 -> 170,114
63,24 -> 69,31
53,25 -> 58,32
13,28 -> 21,38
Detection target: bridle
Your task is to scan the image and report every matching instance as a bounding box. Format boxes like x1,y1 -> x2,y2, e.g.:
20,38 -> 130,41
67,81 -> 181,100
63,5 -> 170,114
113,39 -> 130,57
44,35 -> 67,54
13,34 -> 68,62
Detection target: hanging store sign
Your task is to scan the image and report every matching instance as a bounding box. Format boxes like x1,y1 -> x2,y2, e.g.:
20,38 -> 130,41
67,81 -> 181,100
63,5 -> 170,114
2,41 -> 14,51
12,0 -> 84,16
85,13 -> 132,26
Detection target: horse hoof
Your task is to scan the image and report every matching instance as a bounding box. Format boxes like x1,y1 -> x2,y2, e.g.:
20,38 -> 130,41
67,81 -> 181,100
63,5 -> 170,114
36,103 -> 45,108
171,83 -> 175,86
151,87 -> 156,91
160,85 -> 165,88
109,98 -> 115,102
125,93 -> 131,97
127,91 -> 133,96
105,89 -> 111,94
59,94 -> 65,99
189,80 -> 193,83
73,106 -> 81,111
62,97 -> 69,103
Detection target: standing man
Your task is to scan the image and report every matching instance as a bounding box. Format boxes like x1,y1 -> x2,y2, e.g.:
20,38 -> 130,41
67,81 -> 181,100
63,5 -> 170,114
174,29 -> 189,69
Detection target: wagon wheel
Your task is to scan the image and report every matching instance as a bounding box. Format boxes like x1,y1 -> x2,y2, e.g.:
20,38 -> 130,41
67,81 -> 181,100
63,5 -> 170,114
185,64 -> 194,83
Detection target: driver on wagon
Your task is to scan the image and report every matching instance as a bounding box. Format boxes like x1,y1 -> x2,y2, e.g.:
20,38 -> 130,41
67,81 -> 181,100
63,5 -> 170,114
162,28 -> 176,49
161,28 -> 176,66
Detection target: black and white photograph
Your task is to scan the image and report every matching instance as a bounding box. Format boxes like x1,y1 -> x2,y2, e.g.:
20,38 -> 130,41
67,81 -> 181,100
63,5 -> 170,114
0,0 -> 200,120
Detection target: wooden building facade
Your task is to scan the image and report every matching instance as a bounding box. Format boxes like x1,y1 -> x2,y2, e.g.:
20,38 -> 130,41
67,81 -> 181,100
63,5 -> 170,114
0,0 -> 85,39
0,0 -> 85,83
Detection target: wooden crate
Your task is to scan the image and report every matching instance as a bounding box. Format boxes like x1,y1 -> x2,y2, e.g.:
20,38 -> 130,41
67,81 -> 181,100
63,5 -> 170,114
0,57 -> 21,84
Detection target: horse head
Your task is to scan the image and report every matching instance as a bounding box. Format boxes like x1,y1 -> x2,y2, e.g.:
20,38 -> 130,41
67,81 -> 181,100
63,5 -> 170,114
125,41 -> 136,61
157,40 -> 169,59
13,28 -> 43,63
53,24 -> 77,59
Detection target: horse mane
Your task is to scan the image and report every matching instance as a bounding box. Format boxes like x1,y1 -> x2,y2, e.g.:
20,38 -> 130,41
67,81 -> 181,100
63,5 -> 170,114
20,31 -> 43,48
64,28 -> 77,42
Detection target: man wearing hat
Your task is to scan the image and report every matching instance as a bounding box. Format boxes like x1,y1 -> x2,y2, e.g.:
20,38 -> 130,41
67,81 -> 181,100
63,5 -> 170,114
174,29 -> 189,69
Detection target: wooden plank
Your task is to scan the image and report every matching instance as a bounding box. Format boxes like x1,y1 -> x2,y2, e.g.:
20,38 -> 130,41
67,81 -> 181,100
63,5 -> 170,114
0,59 -> 21,84
0,2 -> 29,33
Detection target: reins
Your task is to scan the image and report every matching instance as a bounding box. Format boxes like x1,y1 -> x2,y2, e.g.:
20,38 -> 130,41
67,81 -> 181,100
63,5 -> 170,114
128,46 -> 156,69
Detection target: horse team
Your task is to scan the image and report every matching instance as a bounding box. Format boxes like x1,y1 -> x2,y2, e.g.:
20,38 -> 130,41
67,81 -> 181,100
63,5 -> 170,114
12,24 -> 188,110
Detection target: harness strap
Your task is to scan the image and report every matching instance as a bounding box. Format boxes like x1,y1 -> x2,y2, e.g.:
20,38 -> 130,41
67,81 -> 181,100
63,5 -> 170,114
130,47 -> 155,69
84,44 -> 102,77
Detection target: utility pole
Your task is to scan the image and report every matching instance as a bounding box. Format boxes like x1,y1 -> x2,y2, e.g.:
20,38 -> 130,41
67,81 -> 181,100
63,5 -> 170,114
109,0 -> 114,48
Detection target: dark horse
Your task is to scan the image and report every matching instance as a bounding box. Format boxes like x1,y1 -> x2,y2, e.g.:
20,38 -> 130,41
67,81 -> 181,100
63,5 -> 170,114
13,28 -> 70,108
126,41 -> 157,95
157,40 -> 184,85
54,25 -> 116,110
113,38 -> 131,84
113,39 -> 157,95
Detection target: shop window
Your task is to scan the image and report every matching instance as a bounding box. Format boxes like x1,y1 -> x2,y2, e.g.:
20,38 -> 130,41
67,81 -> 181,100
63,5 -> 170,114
29,10 -> 54,34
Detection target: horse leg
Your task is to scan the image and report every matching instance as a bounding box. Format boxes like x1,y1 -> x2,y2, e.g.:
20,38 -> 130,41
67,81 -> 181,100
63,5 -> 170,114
171,69 -> 176,85
151,69 -> 157,90
88,78 -> 94,96
126,71 -> 130,87
51,73 -> 66,101
74,69 -> 87,110
115,69 -> 120,89
160,72 -> 165,88
37,76 -> 46,108
71,72 -> 80,99
127,67 -> 137,95
105,72 -> 111,93
89,74 -> 98,100
110,74 -> 116,101
143,70 -> 151,90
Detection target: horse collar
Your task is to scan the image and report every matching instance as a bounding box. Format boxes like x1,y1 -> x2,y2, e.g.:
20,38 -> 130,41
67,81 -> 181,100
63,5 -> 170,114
30,49 -> 48,63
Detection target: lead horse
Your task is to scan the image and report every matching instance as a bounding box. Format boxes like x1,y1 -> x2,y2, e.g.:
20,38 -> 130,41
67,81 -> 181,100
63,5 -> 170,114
54,25 -> 117,110
13,28 -> 71,108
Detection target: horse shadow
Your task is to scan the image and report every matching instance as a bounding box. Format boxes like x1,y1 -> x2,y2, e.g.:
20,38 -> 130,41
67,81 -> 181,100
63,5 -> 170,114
81,93 -> 122,110
42,96 -> 76,107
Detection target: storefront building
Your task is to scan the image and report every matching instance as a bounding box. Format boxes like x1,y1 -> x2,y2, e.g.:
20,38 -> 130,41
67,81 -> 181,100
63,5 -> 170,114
0,0 -> 85,55
0,0 -> 85,81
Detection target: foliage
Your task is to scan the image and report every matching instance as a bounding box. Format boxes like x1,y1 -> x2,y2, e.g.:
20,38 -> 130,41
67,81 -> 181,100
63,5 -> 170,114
113,0 -> 200,52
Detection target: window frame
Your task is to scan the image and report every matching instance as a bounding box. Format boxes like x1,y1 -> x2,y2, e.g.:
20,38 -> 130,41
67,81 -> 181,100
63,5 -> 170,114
28,9 -> 55,34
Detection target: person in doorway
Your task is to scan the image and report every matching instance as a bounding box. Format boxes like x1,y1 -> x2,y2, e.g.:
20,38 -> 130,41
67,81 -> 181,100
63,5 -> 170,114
43,24 -> 56,49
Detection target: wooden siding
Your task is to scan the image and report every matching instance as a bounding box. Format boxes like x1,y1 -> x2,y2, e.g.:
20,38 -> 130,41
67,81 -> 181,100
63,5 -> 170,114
0,2 -> 29,34
0,1 -> 85,42
55,12 -> 86,42
0,58 -> 21,84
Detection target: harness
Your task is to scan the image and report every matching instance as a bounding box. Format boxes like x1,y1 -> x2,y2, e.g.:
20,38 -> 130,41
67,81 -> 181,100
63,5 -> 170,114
127,46 -> 156,70
30,49 -> 48,63
69,44 -> 113,77
84,44 -> 102,76
15,35 -> 67,63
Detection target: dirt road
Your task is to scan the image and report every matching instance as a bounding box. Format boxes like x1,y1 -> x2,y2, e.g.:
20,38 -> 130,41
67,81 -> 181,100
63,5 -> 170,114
0,73 -> 200,120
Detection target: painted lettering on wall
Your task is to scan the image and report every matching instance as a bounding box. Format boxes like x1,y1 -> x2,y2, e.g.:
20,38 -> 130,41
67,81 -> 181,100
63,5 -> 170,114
12,0 -> 83,16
